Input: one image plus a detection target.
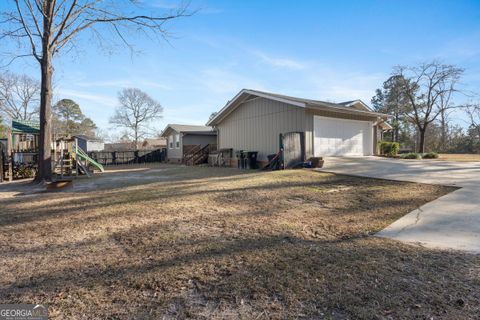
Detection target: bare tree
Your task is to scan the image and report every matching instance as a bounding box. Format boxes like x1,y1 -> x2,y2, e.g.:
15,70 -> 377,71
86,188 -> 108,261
466,103 -> 480,126
1,1 -> 190,181
393,61 -> 463,153
0,72 -> 40,121
109,88 -> 163,149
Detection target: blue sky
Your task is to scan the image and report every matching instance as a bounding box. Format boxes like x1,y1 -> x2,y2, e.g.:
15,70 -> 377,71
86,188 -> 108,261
2,0 -> 480,138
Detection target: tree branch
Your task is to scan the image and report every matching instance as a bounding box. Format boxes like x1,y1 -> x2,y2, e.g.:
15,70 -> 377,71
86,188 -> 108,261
14,0 -> 41,62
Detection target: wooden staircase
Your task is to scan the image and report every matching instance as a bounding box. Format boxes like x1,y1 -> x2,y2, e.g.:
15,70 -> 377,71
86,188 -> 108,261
184,144 -> 217,166
53,158 -> 73,176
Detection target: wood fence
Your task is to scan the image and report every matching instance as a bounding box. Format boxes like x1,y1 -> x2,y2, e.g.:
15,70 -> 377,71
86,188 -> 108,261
88,148 -> 166,166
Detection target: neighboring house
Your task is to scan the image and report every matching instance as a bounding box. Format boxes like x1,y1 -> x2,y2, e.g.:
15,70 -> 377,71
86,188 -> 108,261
74,135 -> 104,152
103,142 -> 136,151
207,89 -> 391,166
103,138 -> 167,152
160,124 -> 217,163
141,138 -> 167,150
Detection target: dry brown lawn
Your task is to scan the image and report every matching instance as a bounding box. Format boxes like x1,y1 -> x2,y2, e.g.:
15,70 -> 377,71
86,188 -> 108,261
0,165 -> 479,319
438,154 -> 480,162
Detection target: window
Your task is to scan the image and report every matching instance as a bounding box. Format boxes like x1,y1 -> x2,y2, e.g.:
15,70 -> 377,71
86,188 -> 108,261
169,135 -> 173,149
175,134 -> 180,148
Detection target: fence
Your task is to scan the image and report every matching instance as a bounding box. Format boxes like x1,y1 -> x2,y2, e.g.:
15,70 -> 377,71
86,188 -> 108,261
88,148 -> 166,166
0,143 -> 4,182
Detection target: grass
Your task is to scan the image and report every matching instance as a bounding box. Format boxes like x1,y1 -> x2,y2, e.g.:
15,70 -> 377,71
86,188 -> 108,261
438,153 -> 480,162
0,165 -> 478,319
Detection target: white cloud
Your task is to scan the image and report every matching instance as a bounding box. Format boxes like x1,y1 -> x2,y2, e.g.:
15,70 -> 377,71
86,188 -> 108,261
143,0 -> 183,9
250,50 -> 306,70
307,69 -> 385,104
75,79 -> 172,90
200,68 -> 266,94
56,88 -> 117,107
438,33 -> 480,60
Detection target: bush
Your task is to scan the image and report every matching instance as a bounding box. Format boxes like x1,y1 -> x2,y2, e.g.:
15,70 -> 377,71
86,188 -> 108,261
378,141 -> 400,157
422,152 -> 439,159
400,152 -> 421,159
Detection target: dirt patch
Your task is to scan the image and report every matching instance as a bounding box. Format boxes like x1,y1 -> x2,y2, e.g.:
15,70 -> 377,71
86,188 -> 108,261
0,165 -> 478,319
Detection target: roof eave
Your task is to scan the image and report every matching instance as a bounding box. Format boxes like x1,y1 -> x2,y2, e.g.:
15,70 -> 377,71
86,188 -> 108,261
306,103 -> 389,118
342,99 -> 373,112
160,125 -> 176,137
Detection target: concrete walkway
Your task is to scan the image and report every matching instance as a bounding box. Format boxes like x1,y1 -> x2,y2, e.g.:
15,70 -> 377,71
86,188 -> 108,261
320,157 -> 480,254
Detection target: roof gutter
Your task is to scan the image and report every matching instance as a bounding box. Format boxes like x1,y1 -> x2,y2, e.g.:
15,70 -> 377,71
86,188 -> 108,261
306,103 -> 389,118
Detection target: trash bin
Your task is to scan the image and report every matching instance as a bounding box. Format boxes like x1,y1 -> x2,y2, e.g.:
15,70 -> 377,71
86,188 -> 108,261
245,151 -> 258,169
308,157 -> 324,168
235,150 -> 245,169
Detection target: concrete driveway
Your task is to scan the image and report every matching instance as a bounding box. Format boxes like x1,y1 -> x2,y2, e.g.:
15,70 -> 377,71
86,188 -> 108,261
321,157 -> 480,254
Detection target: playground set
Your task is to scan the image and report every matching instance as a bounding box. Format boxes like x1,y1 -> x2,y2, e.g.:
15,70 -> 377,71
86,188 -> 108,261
1,119 -> 104,182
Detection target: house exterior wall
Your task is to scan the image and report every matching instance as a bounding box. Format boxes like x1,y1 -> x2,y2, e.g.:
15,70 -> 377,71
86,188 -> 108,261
216,97 -> 307,162
182,134 -> 217,147
87,141 -> 104,152
76,137 -> 104,152
166,132 -> 217,162
76,138 -> 87,152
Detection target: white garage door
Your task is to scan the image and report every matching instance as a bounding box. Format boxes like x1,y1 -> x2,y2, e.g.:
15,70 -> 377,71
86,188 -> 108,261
314,116 -> 373,156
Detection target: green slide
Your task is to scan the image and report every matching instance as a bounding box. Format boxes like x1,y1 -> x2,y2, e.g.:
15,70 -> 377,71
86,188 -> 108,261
73,145 -> 105,172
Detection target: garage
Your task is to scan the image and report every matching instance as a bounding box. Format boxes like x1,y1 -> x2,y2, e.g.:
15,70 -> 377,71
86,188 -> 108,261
313,115 -> 373,156
208,89 -> 391,163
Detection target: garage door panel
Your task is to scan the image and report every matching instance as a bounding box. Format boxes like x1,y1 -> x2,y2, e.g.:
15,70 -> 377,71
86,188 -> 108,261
314,116 -> 373,156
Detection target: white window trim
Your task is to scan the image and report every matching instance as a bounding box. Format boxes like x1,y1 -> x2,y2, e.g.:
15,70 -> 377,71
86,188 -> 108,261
175,134 -> 180,149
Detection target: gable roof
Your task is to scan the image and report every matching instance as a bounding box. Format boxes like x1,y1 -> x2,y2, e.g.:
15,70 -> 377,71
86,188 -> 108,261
207,89 -> 389,126
338,100 -> 373,112
160,124 -> 215,137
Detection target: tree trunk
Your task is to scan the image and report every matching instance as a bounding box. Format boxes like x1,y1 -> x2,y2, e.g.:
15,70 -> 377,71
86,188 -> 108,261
440,110 -> 447,152
394,113 -> 399,142
36,54 -> 53,181
418,127 -> 426,153
35,2 -> 54,182
134,123 -> 138,150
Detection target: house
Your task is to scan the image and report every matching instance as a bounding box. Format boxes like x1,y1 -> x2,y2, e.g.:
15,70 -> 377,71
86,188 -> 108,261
207,89 -> 391,166
160,124 -> 217,163
103,138 -> 166,152
141,138 -> 167,150
74,135 -> 104,152
103,142 -> 136,151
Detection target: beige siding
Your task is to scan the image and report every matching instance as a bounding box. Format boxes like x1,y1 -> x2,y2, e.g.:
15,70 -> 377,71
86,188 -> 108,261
217,97 -> 306,161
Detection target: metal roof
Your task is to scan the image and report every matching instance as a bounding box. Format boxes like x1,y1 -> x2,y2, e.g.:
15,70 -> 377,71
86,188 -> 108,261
169,124 -> 214,132
11,120 -> 40,134
161,124 -> 216,137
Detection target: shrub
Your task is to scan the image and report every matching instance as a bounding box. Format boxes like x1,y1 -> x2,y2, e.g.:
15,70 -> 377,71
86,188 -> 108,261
422,152 -> 439,159
400,152 -> 421,159
378,141 -> 400,157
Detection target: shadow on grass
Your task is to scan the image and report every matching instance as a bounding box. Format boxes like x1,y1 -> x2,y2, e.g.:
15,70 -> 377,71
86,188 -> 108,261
0,167 -> 473,319
0,170 -> 454,229
1,226 -> 479,319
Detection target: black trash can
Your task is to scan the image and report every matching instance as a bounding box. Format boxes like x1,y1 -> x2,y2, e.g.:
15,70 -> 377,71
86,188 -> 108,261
245,151 -> 258,169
